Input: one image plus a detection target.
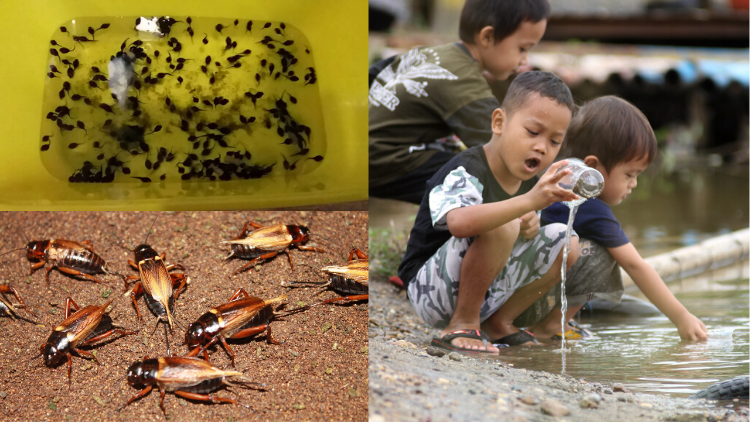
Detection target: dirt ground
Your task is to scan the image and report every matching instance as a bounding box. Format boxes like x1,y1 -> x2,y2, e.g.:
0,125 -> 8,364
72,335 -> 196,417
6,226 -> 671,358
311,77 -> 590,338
0,211 -> 368,422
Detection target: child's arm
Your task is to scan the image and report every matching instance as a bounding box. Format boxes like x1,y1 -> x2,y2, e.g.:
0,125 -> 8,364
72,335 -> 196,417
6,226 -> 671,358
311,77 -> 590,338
446,160 -> 578,238
609,243 -> 709,341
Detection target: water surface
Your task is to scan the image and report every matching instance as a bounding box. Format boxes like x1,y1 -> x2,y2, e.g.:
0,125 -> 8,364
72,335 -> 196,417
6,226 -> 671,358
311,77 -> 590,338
496,263 -> 749,397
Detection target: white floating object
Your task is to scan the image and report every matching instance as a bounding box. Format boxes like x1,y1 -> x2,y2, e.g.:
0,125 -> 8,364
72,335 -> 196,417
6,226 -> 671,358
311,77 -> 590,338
107,54 -> 134,109
709,328 -> 734,340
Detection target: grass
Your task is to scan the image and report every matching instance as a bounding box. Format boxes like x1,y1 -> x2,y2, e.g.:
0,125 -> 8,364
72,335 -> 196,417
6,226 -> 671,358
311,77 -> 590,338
369,223 -> 410,282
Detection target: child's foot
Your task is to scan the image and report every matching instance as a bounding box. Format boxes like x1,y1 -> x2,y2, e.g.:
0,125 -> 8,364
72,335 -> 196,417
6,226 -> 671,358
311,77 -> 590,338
528,306 -> 586,339
436,326 -> 500,353
484,323 -> 540,346
528,321 -> 576,339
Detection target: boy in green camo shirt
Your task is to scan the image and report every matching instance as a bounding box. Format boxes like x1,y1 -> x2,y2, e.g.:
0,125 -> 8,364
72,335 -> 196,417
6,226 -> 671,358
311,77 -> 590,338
370,0 -> 550,204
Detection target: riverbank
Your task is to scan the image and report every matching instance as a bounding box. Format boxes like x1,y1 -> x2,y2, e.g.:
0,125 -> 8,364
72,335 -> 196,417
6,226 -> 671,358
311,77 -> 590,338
368,279 -> 748,422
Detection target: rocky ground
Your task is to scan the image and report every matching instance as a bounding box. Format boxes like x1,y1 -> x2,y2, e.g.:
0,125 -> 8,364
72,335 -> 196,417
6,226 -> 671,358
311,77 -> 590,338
368,279 -> 748,422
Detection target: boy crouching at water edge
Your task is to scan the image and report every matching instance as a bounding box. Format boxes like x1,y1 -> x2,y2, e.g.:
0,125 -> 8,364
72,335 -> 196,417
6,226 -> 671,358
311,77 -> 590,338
398,71 -> 582,354
540,96 -> 709,341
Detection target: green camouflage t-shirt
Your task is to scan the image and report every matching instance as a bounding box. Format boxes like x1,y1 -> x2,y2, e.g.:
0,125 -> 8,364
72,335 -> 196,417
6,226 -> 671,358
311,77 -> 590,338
369,43 -> 500,187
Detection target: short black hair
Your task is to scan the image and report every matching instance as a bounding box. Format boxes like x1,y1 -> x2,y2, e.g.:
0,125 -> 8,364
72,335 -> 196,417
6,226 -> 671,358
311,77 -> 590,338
459,0 -> 550,44
501,71 -> 574,117
562,96 -> 657,172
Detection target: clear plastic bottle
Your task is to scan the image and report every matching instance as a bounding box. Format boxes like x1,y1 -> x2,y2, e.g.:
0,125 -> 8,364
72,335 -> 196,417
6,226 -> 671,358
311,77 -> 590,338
556,158 -> 605,199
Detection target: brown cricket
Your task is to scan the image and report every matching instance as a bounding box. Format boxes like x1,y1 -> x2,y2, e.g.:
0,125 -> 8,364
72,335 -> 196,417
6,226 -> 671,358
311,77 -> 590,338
37,297 -> 135,382
184,289 -> 304,366
288,247 -> 369,306
123,356 -> 262,413
124,241 -> 189,355
223,221 -> 323,276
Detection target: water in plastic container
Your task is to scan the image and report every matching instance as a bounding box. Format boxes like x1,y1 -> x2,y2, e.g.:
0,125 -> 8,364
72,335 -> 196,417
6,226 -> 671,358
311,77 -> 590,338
40,16 -> 325,184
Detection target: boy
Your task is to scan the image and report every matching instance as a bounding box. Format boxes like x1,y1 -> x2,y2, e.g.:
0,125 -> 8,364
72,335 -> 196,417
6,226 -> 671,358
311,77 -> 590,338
399,71 -> 580,354
540,96 -> 709,341
369,0 -> 550,204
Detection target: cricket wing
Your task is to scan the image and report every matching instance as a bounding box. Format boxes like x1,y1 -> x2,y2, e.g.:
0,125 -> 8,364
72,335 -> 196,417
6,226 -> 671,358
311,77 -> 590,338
323,260 -> 369,284
57,298 -> 113,344
55,306 -> 103,345
157,357 -> 242,387
51,239 -> 93,252
213,297 -> 267,334
225,225 -> 292,251
139,258 -> 174,323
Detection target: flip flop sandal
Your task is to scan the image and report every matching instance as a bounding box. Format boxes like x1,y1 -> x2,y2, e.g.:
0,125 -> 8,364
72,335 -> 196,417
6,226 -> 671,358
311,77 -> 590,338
491,329 -> 539,347
388,276 -> 404,289
569,319 -> 594,337
552,320 -> 594,340
430,329 -> 497,354
551,330 -> 585,340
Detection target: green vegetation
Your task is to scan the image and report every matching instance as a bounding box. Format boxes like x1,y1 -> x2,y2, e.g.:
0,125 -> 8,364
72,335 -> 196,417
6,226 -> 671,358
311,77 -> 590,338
369,225 -> 409,281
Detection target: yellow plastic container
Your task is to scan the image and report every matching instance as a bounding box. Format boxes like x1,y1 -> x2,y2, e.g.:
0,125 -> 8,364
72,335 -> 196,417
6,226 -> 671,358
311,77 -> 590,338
0,0 -> 367,210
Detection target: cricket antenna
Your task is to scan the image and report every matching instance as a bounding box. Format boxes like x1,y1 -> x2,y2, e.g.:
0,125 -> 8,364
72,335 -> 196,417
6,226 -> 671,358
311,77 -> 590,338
307,232 -> 333,250
113,232 -> 135,253
11,213 -> 31,244
25,348 -> 44,365
143,217 -> 158,245
0,247 -> 26,258
309,232 -> 332,243
13,313 -> 42,326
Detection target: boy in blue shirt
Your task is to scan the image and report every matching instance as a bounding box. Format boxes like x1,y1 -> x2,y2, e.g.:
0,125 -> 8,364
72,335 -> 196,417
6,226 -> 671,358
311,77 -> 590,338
399,71 -> 580,353
541,96 -> 709,341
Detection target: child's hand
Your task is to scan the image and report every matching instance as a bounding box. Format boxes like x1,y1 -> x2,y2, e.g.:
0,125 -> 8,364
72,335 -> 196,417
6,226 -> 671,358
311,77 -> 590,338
677,313 -> 709,341
518,211 -> 539,240
527,160 -> 580,210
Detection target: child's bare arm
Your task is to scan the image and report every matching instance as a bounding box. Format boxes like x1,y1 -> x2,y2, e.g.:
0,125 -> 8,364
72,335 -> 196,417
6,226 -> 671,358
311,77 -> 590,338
445,194 -> 532,238
446,160 -> 578,238
609,243 -> 709,341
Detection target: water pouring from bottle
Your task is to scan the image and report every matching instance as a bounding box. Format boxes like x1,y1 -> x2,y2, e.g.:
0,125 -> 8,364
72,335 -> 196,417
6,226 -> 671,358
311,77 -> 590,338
553,159 -> 605,371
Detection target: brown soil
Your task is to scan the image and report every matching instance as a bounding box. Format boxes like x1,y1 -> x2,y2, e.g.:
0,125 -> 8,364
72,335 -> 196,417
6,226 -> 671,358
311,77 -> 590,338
0,211 -> 368,422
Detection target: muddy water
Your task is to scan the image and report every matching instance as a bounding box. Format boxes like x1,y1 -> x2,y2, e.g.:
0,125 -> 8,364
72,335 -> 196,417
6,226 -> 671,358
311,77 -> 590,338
370,164 -> 749,397
494,261 -> 749,397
